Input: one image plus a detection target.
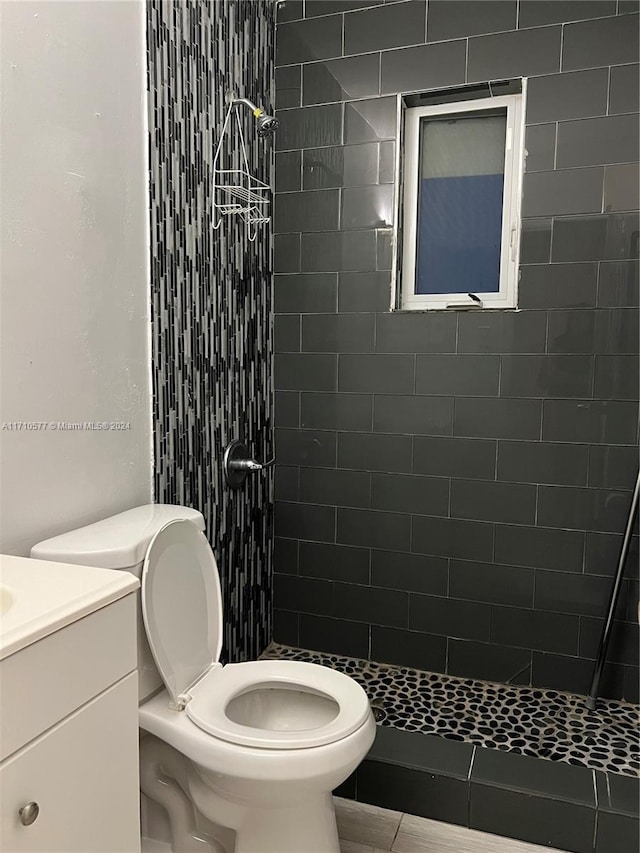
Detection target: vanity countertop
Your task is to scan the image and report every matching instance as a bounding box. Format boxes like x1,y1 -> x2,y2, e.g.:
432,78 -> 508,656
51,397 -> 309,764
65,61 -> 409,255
0,554 -> 138,660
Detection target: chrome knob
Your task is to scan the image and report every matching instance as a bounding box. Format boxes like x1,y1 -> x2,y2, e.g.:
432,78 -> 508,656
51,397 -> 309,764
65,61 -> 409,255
223,439 -> 275,489
19,802 -> 39,826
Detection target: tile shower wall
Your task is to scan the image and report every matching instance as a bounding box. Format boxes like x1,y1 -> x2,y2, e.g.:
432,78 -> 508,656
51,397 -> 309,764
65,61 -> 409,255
147,0 -> 275,662
273,0 -> 640,701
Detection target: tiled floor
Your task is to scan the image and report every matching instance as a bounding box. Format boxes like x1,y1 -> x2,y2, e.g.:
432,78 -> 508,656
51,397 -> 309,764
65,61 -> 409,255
335,798 -> 570,853
262,643 -> 640,777
141,798 -> 570,853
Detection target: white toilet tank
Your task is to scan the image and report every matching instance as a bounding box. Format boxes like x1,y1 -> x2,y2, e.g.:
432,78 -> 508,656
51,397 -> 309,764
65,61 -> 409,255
31,504 -> 206,701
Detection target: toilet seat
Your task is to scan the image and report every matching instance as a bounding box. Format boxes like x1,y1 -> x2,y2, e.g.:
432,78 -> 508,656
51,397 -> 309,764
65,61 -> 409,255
185,659 -> 371,749
142,520 -> 372,750
141,519 -> 223,710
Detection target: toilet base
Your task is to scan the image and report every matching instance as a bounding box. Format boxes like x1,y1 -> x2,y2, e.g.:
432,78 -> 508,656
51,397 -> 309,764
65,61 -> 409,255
233,795 -> 339,853
188,764 -> 341,853
141,734 -> 344,853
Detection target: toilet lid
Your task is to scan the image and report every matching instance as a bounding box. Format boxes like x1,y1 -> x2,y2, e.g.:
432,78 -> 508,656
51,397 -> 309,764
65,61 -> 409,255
142,520 -> 223,708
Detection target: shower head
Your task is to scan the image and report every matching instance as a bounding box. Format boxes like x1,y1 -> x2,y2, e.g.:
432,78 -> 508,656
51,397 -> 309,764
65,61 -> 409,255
256,112 -> 279,137
230,96 -> 279,137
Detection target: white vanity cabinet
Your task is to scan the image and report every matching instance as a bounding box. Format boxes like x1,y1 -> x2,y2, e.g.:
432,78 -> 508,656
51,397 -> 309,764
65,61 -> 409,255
0,556 -> 140,853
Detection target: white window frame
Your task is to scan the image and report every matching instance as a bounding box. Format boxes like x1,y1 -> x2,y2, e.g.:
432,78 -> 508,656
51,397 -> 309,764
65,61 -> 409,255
397,87 -> 526,312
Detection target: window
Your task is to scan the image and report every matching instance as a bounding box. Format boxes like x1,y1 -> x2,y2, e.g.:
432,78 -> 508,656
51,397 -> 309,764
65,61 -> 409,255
396,84 -> 526,311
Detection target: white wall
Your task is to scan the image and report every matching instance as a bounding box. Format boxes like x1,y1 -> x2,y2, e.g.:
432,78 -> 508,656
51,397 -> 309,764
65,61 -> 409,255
0,0 -> 153,555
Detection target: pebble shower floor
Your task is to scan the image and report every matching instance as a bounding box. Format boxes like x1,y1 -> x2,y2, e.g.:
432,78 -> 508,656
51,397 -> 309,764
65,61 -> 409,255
262,643 -> 639,778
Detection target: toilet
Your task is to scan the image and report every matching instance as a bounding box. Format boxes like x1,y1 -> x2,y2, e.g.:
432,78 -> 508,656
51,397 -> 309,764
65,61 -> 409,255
31,505 -> 376,853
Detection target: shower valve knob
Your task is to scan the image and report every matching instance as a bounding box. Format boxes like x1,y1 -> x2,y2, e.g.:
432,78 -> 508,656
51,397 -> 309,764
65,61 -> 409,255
223,440 -> 274,489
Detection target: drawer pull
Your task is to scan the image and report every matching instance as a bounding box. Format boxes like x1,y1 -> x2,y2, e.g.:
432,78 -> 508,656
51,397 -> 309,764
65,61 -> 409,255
19,802 -> 39,826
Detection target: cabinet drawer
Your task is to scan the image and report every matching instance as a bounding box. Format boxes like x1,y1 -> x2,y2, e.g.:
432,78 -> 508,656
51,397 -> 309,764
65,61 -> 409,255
0,594 -> 136,760
0,672 -> 140,852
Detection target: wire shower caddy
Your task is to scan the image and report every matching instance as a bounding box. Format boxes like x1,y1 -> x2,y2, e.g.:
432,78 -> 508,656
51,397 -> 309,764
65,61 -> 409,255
212,101 -> 272,241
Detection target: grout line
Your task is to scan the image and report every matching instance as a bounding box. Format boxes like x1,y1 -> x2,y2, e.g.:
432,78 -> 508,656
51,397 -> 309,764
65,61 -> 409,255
464,37 -> 469,84
559,23 -> 565,73
592,768 -> 599,807
544,308 -> 550,354
468,744 -> 478,780
390,812 -> 403,851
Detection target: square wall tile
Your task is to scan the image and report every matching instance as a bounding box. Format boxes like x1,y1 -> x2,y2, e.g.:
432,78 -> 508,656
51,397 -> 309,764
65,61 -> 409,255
274,188 -> 340,233
275,273 -> 338,313
556,114 -> 640,168
303,53 -> 380,106
344,1 -> 426,54
299,613 -> 369,657
357,761 -> 470,828
562,14 -> 640,71
413,436 -> 497,479
448,639 -> 532,683
609,63 -> 640,116
276,103 -> 342,151
303,144 -> 379,189
302,230 -> 378,272
274,352 -> 337,391
374,395 -> 453,436
371,549 -> 448,595
276,15 -> 342,66
494,524 -> 584,572
525,124 -> 556,173
427,0 -> 516,41
341,185 -> 394,230
381,40 -> 466,95
450,478 -> 536,525
276,150 -> 302,192
337,507 -> 412,551
412,515 -> 494,562
416,355 -> 500,396
301,392 -> 373,431
344,97 -> 397,143
522,168 -> 604,218
339,353 -> 415,394
276,65 -> 302,109
518,263 -> 597,309
302,313 -> 375,353
519,0 -> 615,27
526,69 -> 608,124
497,440 -> 589,486
604,164 -> 640,213
371,624 -> 447,671
468,26 -> 561,82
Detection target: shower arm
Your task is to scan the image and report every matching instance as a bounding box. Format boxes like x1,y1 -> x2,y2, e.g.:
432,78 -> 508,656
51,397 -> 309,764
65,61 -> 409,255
230,96 -> 263,118
225,92 -> 279,137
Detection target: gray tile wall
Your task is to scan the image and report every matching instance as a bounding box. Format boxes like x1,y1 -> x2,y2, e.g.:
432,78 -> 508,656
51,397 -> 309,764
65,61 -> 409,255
273,0 -> 640,701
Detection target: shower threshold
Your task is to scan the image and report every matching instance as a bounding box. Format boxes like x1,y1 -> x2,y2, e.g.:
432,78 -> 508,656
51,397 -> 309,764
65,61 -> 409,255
262,643 -> 639,853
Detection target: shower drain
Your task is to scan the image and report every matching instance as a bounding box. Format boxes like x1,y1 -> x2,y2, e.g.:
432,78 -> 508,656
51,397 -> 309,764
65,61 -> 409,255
370,701 -> 388,723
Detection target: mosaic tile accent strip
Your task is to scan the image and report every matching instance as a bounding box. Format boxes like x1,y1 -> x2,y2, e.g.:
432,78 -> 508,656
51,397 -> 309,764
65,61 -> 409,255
262,643 -> 640,778
147,0 -> 276,662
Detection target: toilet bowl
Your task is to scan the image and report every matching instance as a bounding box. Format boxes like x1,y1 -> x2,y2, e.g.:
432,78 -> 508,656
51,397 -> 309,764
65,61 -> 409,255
31,505 -> 376,853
